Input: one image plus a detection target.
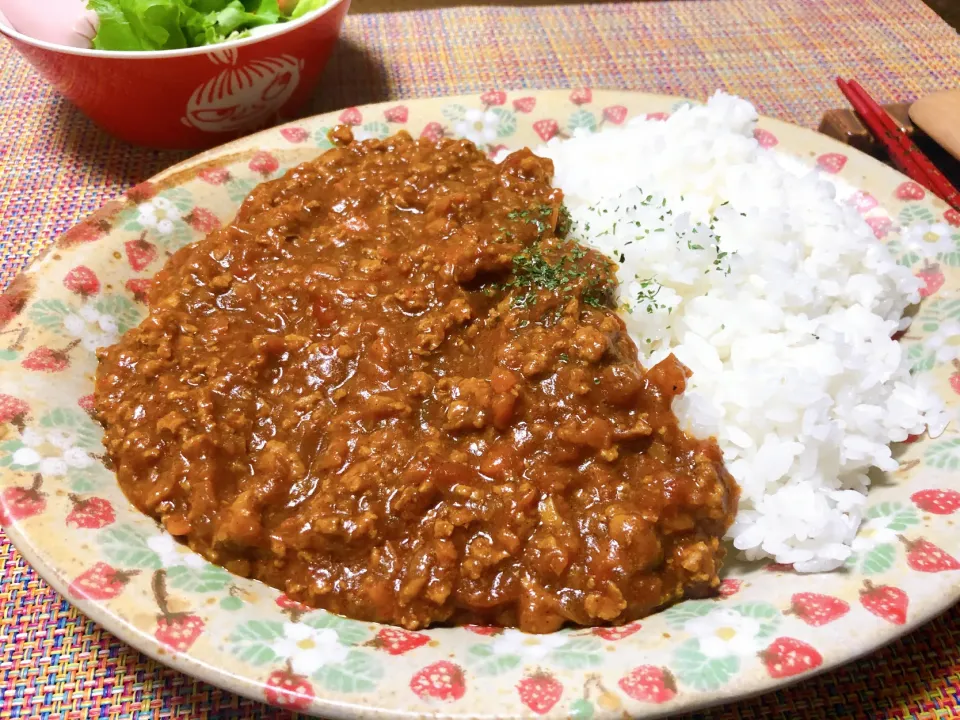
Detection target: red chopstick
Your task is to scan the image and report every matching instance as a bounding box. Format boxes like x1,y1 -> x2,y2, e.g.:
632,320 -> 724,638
844,78 -> 960,210
836,77 -> 960,212
846,79 -> 955,203
837,79 -> 933,191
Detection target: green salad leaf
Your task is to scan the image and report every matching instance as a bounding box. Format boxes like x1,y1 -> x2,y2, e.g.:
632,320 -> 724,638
290,0 -> 327,18
88,0 -> 194,51
86,0 -> 328,51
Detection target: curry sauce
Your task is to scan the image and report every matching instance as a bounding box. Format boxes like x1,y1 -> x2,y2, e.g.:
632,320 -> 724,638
94,129 -> 738,632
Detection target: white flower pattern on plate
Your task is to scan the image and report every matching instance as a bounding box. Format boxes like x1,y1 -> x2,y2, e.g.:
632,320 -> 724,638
923,319 -> 960,363
137,197 -> 182,236
900,222 -> 954,260
63,303 -> 119,352
454,108 -> 499,146
351,127 -> 377,142
147,533 -> 207,569
12,427 -> 92,477
489,628 -> 568,660
685,608 -> 764,659
271,622 -> 349,676
850,515 -> 899,553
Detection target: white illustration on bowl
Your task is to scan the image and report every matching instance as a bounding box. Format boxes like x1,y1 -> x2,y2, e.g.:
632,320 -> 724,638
183,49 -> 303,133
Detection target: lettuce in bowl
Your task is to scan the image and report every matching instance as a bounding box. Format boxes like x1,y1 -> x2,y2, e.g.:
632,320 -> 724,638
87,0 -> 328,51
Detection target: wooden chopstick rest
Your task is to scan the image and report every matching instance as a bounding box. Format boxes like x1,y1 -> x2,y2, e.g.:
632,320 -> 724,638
818,103 -> 917,156
909,90 -> 960,162
818,103 -> 960,188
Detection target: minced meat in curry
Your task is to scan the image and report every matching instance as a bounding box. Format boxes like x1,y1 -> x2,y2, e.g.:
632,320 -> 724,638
94,128 -> 738,633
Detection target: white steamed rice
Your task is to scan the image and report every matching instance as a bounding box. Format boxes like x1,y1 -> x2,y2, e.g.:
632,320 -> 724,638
529,92 -> 949,572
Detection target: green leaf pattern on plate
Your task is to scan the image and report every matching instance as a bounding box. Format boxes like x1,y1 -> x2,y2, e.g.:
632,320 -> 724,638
846,502 -> 921,572
925,438 -> 960,470
227,616 -> 381,693
865,502 -> 921,529
219,595 -> 244,611
441,104 -> 468,123
28,299 -> 71,331
907,342 -> 936,374
121,187 -> 196,250
892,207 -> 960,267
227,620 -> 285,666
313,649 -> 383,693
313,126 -> 336,150
463,630 -> 601,676
226,177 -> 259,206
885,238 -> 921,268
938,230 -> 960,267
673,638 -> 740,692
490,107 -> 517,138
549,637 -> 604,670
0,408 -> 104,492
94,295 -> 144,335
569,697 -> 595,719
465,643 -> 523,676
568,108 -> 597,133
730,602 -> 780,641
356,121 -> 390,141
861,542 -> 897,575
39,408 -> 100,450
98,524 -> 162,570
664,599 -> 715,628
66,464 -> 110,492
302,611 -> 370,647
0,439 -> 22,468
167,564 -> 233,593
916,298 -> 960,330
665,602 -> 781,691
898,205 -> 936,226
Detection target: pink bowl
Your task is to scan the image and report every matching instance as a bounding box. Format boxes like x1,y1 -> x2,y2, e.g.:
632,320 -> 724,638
0,0 -> 351,149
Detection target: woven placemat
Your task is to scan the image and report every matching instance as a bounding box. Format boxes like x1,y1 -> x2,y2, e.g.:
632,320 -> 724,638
2,1 -> 960,717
